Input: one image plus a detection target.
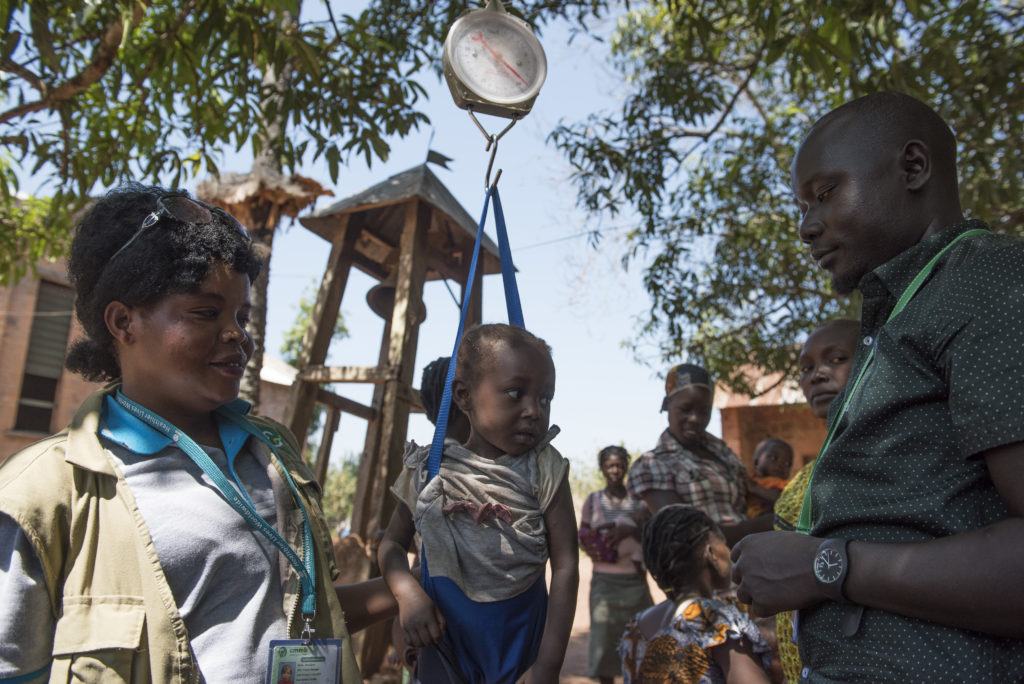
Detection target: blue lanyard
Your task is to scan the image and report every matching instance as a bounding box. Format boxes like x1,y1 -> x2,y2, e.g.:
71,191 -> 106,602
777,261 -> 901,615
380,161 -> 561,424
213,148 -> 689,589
113,391 -> 317,621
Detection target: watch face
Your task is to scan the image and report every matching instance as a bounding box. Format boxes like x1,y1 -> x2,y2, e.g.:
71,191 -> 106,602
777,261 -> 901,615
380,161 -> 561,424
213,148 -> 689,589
446,11 -> 547,105
814,547 -> 845,584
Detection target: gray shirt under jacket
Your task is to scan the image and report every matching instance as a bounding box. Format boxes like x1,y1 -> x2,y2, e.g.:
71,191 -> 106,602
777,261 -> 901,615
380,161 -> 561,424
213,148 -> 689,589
0,397 -> 288,682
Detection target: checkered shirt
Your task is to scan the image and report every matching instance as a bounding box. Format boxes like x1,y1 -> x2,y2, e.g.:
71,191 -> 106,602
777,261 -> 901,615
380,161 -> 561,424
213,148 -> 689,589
627,430 -> 747,525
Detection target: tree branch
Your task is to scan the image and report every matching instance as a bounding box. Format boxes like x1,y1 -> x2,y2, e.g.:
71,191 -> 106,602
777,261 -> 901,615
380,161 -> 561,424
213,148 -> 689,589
0,58 -> 46,95
0,17 -> 125,125
680,45 -> 766,159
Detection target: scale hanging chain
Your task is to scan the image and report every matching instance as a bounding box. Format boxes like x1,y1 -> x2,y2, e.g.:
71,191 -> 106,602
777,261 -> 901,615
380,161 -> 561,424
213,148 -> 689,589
467,108 -> 518,189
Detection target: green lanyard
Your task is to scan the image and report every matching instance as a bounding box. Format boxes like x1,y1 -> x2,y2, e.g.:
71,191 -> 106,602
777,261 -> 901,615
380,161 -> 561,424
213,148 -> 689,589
796,228 -> 988,534
113,391 -> 318,624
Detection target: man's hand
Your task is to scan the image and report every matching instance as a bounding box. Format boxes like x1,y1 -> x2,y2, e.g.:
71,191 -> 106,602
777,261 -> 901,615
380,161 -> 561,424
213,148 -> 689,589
731,531 -> 826,616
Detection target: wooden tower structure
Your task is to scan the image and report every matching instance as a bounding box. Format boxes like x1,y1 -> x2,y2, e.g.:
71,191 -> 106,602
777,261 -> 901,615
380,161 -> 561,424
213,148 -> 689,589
285,162 -> 501,545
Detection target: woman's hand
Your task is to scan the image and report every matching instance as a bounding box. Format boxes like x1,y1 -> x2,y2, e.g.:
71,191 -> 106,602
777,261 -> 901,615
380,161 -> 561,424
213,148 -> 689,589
397,586 -> 446,648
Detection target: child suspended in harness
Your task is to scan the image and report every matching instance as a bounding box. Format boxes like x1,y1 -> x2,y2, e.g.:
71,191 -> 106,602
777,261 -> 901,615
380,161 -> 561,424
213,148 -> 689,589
378,324 -> 578,683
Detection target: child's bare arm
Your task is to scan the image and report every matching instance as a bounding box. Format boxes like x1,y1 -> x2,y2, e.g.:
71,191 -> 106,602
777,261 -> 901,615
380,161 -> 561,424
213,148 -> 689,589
711,638 -> 771,684
379,504 -> 445,647
529,476 -> 579,682
333,578 -> 399,634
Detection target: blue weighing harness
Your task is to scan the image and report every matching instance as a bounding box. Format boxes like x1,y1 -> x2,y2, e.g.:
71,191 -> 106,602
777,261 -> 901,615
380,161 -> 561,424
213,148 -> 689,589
415,186 -> 548,684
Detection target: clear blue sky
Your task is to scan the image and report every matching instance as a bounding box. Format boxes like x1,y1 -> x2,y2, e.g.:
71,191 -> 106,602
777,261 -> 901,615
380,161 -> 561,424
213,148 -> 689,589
238,10 -> 722,472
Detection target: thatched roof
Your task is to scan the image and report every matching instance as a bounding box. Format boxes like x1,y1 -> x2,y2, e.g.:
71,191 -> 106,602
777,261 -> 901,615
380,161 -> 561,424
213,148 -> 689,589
196,168 -> 332,229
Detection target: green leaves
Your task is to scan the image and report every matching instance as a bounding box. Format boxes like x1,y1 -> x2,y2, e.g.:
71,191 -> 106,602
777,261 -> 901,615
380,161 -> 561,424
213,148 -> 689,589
553,0 -> 1023,395
0,0 -> 614,282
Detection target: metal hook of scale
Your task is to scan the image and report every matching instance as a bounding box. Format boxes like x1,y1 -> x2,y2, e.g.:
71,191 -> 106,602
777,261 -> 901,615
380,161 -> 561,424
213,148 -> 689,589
467,107 -> 518,189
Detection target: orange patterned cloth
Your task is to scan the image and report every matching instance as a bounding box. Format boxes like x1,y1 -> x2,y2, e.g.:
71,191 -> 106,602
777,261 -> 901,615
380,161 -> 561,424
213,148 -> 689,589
620,596 -> 771,683
745,475 -> 790,518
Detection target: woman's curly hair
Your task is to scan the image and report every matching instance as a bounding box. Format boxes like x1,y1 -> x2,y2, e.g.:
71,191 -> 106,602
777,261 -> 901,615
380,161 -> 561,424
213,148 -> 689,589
65,183 -> 262,382
642,505 -> 721,599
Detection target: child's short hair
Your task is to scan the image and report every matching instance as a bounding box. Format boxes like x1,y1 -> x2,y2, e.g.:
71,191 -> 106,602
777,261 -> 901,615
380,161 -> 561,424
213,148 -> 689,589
598,445 -> 630,468
456,323 -> 553,388
65,183 -> 261,382
642,505 -> 720,599
754,438 -> 794,462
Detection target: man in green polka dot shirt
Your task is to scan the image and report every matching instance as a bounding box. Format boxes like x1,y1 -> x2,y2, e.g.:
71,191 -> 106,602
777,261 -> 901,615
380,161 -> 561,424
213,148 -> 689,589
731,92 -> 1024,682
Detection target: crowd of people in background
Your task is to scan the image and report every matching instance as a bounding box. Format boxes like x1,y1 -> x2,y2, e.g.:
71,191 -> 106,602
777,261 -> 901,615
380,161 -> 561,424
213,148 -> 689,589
3,91 -> 1023,684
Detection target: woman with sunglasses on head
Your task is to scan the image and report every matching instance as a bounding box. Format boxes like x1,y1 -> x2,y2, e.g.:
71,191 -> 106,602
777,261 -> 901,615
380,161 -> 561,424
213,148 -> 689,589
0,185 -> 396,683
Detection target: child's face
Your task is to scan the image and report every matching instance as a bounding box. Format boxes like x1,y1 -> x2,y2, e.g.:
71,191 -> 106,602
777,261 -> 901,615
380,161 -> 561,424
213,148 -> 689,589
754,442 -> 793,479
798,324 -> 859,420
600,454 -> 627,487
455,340 -> 555,457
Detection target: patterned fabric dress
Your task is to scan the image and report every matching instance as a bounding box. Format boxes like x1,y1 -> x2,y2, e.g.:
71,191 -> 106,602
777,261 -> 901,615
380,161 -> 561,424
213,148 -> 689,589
773,462 -> 815,683
620,596 -> 771,683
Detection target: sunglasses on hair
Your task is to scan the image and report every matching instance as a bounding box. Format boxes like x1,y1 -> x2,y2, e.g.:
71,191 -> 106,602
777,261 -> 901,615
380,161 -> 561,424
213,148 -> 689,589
106,195 -> 251,266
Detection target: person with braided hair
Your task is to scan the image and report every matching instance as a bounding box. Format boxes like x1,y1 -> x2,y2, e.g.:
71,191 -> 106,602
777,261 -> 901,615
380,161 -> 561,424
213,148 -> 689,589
619,505 -> 771,683
420,356 -> 471,443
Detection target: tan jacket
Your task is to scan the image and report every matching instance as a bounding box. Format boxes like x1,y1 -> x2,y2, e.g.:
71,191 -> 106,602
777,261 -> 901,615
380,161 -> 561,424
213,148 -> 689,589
0,387 -> 360,683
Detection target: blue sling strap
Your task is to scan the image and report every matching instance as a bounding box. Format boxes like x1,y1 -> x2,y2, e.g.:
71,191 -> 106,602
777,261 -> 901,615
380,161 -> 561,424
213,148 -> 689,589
417,185 -> 541,684
426,184 -> 524,480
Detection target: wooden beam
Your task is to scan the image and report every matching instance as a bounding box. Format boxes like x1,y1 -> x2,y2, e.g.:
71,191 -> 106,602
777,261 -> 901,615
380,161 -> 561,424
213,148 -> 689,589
315,389 -> 375,422
300,365 -> 397,384
461,244 -> 483,328
398,384 -> 425,413
352,202 -> 431,678
313,407 -> 341,486
284,216 -> 359,441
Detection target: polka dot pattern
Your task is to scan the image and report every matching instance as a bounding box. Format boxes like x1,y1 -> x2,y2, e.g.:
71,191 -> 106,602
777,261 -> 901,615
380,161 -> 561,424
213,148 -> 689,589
800,220 -> 1024,682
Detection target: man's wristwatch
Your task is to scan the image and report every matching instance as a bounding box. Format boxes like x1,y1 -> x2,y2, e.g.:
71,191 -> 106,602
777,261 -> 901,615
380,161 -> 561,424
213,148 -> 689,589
812,538 -> 850,603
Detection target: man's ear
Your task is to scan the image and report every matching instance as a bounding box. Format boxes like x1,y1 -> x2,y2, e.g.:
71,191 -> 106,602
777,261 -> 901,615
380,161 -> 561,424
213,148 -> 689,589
104,300 -> 137,346
452,378 -> 472,415
901,139 -> 932,192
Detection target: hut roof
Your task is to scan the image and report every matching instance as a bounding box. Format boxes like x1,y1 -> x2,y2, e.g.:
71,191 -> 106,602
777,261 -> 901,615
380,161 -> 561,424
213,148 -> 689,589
300,164 -> 501,281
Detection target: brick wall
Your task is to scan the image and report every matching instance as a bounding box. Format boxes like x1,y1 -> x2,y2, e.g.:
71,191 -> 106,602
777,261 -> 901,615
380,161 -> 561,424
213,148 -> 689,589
720,403 -> 826,477
0,260 -> 297,461
0,262 -> 98,459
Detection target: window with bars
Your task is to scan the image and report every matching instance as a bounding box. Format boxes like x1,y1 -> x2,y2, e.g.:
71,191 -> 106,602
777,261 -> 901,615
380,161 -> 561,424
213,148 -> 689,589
14,281 -> 75,433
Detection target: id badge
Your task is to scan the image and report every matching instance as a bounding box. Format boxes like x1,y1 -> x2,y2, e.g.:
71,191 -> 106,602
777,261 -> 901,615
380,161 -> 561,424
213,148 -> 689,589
266,639 -> 342,684
791,609 -> 800,644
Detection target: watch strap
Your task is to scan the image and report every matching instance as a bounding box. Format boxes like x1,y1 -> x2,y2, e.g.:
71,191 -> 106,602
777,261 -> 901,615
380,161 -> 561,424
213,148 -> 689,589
814,538 -> 851,604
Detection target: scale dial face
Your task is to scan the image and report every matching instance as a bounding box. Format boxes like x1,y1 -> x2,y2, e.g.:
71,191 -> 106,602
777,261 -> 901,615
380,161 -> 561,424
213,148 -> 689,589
445,10 -> 547,106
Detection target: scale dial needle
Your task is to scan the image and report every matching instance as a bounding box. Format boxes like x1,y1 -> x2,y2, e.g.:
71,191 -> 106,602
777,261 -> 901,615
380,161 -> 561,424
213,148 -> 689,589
471,31 -> 528,86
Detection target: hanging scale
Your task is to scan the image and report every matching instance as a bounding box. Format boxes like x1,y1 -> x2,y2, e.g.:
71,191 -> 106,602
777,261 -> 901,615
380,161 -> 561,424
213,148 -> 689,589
442,0 -> 548,186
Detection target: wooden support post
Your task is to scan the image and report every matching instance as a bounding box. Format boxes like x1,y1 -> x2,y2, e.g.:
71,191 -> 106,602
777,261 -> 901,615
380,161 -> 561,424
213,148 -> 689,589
369,200 -> 429,536
354,201 -> 430,677
284,216 -> 358,444
313,407 -> 340,486
461,244 -> 483,328
351,317 -> 392,541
